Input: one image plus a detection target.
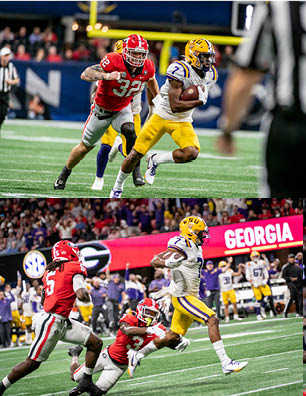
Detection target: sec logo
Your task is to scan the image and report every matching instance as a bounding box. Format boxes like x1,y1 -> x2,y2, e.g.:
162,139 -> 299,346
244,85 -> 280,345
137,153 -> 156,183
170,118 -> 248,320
23,250 -> 46,279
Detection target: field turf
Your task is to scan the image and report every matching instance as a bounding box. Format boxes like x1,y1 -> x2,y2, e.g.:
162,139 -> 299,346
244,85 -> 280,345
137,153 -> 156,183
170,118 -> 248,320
0,120 -> 263,198
0,316 -> 301,396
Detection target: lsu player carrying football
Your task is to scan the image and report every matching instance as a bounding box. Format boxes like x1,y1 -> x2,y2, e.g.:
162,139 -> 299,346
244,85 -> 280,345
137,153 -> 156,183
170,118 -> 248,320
68,298 -> 168,395
54,34 -> 159,191
246,251 -> 271,320
218,260 -> 242,323
111,38 -> 218,197
128,216 -> 248,377
91,39 -> 159,191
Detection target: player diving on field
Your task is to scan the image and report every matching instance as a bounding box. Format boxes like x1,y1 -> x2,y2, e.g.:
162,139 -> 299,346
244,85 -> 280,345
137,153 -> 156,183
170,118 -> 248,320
110,38 -> 218,197
127,216 -> 248,378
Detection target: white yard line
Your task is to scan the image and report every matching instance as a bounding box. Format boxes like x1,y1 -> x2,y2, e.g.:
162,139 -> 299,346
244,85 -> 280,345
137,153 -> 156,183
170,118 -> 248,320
194,374 -> 222,381
127,380 -> 156,387
228,381 -> 301,396
265,368 -> 289,373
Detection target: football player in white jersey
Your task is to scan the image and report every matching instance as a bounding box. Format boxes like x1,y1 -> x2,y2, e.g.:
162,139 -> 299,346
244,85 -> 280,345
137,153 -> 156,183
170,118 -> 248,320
21,283 -> 34,345
128,216 -> 248,377
111,38 -> 218,197
245,251 -> 271,320
218,261 -> 242,323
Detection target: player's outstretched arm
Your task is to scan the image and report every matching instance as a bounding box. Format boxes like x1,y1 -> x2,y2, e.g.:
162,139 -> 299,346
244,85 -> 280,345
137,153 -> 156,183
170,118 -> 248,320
80,64 -> 121,82
120,322 -> 148,336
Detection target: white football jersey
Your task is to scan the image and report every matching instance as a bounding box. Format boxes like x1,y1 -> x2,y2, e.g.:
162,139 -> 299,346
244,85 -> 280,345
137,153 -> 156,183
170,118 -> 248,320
131,85 -> 145,115
246,260 -> 269,284
167,234 -> 204,297
155,60 -> 218,122
219,269 -> 234,292
21,291 -> 34,317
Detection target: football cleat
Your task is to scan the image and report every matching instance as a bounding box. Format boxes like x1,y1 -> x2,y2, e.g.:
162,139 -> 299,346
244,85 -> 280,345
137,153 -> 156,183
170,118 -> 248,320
68,345 -> 83,357
133,167 -> 145,187
54,167 -> 71,190
225,317 -> 230,323
0,382 -> 6,396
109,189 -> 122,198
145,154 -> 158,185
127,349 -> 141,378
222,359 -> 248,375
108,136 -> 122,162
260,307 -> 267,319
91,177 -> 104,191
69,374 -> 104,396
257,315 -> 264,321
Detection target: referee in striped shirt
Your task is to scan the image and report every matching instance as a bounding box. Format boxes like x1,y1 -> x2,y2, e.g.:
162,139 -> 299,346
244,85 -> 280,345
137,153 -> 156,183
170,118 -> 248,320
0,47 -> 19,130
218,2 -> 305,196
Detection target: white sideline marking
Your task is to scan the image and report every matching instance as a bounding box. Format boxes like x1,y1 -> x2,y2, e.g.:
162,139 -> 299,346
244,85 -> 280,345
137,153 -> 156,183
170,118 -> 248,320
127,380 -> 156,387
265,368 -> 289,373
193,330 -> 272,343
228,380 -> 301,396
194,374 -> 222,381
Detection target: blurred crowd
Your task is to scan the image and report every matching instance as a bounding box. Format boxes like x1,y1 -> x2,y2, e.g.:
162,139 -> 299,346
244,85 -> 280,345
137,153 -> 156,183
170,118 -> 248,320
0,198 -> 302,255
0,24 -> 227,69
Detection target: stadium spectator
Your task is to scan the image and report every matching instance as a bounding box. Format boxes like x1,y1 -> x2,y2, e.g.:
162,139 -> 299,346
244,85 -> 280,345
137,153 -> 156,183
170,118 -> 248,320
14,26 -> 28,48
137,205 -> 152,234
258,207 -> 272,220
246,209 -> 257,221
105,268 -> 125,332
269,259 -> 280,279
148,270 -> 170,294
46,45 -> 62,62
220,211 -> 231,225
281,201 -> 296,217
202,261 -> 222,318
14,42 -> 31,60
28,27 -> 42,46
0,27 -> 14,44
72,43 -> 91,61
90,277 -> 108,335
33,47 -> 45,62
42,27 -> 57,44
229,205 -> 245,223
56,218 -> 76,239
283,253 -> 303,317
0,289 -> 14,348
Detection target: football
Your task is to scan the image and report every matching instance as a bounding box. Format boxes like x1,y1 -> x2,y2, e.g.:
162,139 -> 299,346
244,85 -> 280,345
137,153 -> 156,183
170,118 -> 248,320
180,84 -> 199,101
156,250 -> 182,260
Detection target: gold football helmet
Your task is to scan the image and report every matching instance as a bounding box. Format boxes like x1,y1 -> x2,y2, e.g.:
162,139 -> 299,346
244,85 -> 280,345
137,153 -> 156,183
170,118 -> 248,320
185,38 -> 215,72
250,251 -> 260,262
218,260 -> 227,268
114,39 -> 124,54
179,216 -> 210,246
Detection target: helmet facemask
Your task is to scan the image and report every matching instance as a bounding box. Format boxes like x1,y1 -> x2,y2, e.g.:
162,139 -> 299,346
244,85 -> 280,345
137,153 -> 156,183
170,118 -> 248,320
195,229 -> 210,246
136,300 -> 160,326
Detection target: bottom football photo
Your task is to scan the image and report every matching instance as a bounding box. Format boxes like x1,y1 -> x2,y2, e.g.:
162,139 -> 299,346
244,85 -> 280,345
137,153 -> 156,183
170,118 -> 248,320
0,198 -> 303,396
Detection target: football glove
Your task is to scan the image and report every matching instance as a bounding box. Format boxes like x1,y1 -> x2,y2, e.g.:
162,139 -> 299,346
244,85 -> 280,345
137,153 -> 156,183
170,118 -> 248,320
197,85 -> 208,105
146,324 -> 166,339
157,295 -> 171,316
175,336 -> 190,352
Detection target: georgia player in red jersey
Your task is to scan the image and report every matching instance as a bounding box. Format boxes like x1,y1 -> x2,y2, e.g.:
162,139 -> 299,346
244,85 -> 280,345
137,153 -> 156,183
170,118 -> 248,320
0,241 -> 103,396
54,34 -> 160,191
68,298 -> 166,395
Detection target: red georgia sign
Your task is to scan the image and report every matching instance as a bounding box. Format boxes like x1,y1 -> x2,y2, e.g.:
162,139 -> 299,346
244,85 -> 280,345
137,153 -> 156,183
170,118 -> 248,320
101,215 -> 303,271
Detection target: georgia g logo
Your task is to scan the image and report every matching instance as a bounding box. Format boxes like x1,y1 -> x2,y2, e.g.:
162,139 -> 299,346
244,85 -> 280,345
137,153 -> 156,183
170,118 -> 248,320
23,250 -> 47,279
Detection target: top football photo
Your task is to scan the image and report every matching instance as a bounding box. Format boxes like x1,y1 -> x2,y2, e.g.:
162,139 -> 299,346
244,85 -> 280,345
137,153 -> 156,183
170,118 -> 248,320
0,1 -> 304,198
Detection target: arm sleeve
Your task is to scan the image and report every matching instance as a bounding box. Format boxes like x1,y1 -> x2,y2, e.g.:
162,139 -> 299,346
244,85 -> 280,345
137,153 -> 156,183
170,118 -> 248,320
73,274 -> 86,292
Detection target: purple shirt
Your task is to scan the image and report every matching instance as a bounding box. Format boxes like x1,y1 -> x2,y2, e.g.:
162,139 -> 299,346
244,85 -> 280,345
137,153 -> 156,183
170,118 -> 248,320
107,280 -> 124,301
0,292 -> 14,322
149,278 -> 170,292
202,268 -> 222,290
199,276 -> 206,300
91,286 -> 107,306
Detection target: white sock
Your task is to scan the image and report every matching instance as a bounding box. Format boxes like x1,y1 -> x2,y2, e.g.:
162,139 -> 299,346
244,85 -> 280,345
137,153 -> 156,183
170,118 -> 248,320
153,152 -> 174,164
213,340 -> 231,366
2,376 -> 11,388
234,314 -> 239,320
25,331 -> 32,344
113,169 -> 129,190
72,356 -> 79,364
83,367 -> 94,375
137,340 -> 158,360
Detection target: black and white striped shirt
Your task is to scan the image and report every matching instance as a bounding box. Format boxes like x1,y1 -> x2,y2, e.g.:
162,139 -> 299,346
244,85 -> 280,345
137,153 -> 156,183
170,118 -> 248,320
235,2 -> 306,114
0,61 -> 18,94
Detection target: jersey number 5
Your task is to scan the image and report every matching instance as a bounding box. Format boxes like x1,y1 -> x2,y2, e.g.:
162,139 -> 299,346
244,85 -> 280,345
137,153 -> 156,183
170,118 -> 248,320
113,79 -> 142,97
45,271 -> 56,296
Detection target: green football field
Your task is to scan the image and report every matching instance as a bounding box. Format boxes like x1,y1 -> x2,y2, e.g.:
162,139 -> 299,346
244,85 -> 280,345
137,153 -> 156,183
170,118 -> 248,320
0,316 -> 302,396
0,120 -> 263,198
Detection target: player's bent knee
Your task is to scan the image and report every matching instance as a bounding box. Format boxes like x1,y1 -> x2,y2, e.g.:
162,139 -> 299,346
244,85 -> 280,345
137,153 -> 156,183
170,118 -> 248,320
79,142 -> 93,155
183,147 -> 199,162
207,315 -> 219,328
121,123 -> 136,140
86,333 -> 103,352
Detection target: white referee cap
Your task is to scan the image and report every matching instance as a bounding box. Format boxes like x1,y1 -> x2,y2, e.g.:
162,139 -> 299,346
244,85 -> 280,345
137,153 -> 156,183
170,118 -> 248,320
0,47 -> 11,56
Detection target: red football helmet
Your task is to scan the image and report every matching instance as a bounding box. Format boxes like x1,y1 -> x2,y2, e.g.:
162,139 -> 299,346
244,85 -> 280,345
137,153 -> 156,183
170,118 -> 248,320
136,298 -> 160,326
51,240 -> 81,262
122,34 -> 148,67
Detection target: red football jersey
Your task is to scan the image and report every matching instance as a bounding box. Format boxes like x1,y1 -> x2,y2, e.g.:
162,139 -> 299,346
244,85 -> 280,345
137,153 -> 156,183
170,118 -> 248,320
42,261 -> 87,318
95,52 -> 155,112
108,313 -> 165,365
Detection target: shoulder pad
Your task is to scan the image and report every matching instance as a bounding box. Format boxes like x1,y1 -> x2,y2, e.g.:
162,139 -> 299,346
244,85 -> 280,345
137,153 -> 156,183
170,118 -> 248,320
166,61 -> 190,82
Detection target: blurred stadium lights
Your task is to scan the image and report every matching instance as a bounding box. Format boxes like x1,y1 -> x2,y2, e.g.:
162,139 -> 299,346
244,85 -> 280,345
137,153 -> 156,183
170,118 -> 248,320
72,22 -> 79,31
87,1 -> 244,75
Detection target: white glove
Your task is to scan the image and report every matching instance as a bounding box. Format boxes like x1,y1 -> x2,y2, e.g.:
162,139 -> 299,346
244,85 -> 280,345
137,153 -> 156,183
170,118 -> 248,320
175,336 -> 190,352
157,295 -> 171,315
253,283 -> 258,288
152,94 -> 162,107
146,324 -> 166,339
261,280 -> 267,286
197,85 -> 208,105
